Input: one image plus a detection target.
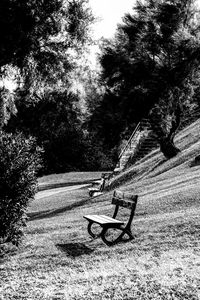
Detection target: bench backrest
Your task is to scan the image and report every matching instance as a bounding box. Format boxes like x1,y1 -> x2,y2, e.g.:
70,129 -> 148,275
112,190 -> 138,209
99,177 -> 106,192
101,172 -> 112,180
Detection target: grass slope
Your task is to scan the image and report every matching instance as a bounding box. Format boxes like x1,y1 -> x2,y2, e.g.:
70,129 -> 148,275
38,172 -> 104,191
1,120 -> 200,299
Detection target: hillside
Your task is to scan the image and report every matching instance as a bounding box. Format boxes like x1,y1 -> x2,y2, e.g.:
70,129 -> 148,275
0,119 -> 200,299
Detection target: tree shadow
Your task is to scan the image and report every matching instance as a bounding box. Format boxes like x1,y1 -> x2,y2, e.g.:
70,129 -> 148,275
28,197 -> 91,221
56,242 -> 94,257
190,155 -> 200,167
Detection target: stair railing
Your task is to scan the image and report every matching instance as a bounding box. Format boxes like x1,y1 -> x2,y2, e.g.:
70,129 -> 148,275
118,122 -> 141,161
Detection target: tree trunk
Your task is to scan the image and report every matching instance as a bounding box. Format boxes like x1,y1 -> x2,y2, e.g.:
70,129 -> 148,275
160,137 -> 180,159
149,104 -> 181,159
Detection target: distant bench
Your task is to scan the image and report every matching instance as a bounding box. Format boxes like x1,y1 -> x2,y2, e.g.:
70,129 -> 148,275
88,172 -> 113,197
84,190 -> 138,246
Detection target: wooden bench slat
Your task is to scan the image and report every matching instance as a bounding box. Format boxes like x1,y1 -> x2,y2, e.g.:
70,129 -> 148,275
84,215 -> 105,224
83,214 -> 124,225
99,215 -> 124,224
88,187 -> 101,192
114,190 -> 137,200
112,196 -> 137,209
84,214 -> 123,224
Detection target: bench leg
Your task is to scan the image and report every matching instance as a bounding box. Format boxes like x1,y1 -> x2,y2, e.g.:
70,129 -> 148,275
87,221 -> 102,239
124,227 -> 135,240
101,226 -> 135,246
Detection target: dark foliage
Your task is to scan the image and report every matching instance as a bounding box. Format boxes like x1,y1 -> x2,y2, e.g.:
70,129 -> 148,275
0,132 -> 42,246
0,0 -> 61,68
96,0 -> 200,159
83,136 -> 117,171
7,89 -> 116,173
89,92 -> 126,149
1,0 -> 98,174
6,90 -> 87,174
0,0 -> 93,71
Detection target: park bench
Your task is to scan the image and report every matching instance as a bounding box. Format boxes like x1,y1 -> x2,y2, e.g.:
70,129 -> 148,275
88,172 -> 112,197
84,190 -> 138,246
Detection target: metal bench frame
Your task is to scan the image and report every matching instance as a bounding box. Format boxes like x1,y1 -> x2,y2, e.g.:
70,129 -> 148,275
88,172 -> 112,197
84,190 -> 138,246
88,177 -> 106,197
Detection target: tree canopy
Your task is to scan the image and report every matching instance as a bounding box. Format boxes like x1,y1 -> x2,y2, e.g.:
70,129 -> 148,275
2,0 -> 99,174
0,0 -> 93,70
95,0 -> 200,158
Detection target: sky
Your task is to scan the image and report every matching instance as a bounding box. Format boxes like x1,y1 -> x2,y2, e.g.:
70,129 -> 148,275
89,0 -> 135,39
3,0 -> 200,87
89,0 -> 200,39
3,0 -> 136,89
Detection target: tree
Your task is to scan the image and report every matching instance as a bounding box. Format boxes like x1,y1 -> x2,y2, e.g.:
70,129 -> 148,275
0,88 -> 16,129
99,0 -> 200,158
2,0 -> 97,174
0,0 -> 93,69
0,0 -> 94,250
7,89 -> 88,174
0,0 -> 94,125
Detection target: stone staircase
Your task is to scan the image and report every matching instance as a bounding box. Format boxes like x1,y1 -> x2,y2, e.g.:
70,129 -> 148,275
114,119 -> 158,173
114,123 -> 141,173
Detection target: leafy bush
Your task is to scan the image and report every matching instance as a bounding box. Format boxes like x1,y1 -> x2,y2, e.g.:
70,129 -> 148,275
0,131 -> 42,246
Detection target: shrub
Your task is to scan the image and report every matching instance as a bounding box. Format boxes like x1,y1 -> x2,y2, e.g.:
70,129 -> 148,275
0,131 -> 42,246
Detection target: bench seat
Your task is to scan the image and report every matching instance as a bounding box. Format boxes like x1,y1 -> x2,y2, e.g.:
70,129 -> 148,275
88,187 -> 101,193
84,214 -> 124,225
84,190 -> 138,246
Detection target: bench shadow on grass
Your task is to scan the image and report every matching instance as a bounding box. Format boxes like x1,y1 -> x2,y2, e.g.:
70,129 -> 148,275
56,242 -> 94,257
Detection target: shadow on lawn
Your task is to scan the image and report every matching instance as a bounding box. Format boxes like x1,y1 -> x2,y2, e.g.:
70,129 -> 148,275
28,198 -> 91,221
56,242 -> 94,257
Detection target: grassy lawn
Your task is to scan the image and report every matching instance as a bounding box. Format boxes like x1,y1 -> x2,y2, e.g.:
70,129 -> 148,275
1,121 -> 200,299
1,168 -> 200,299
28,187 -> 91,220
38,172 -> 104,191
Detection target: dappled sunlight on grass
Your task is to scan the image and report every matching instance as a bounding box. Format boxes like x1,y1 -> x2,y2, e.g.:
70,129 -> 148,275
1,119 -> 200,299
1,192 -> 199,299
